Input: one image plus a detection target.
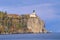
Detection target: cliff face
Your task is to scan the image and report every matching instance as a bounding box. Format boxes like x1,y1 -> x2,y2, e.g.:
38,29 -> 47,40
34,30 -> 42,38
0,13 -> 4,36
0,11 -> 47,34
27,13 -> 47,33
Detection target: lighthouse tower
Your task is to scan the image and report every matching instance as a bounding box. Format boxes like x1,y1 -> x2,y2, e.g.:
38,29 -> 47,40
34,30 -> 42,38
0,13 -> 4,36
30,10 -> 36,17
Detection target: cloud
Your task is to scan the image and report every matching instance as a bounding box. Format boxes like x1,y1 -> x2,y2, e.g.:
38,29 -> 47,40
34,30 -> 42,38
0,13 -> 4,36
0,3 -> 59,20
0,3 -> 60,21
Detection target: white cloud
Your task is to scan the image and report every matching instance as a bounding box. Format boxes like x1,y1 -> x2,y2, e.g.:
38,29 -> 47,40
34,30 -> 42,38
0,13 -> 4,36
0,3 -> 59,20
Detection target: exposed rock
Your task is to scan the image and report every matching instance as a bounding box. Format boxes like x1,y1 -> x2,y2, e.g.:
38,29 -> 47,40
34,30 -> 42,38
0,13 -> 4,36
27,10 -> 47,33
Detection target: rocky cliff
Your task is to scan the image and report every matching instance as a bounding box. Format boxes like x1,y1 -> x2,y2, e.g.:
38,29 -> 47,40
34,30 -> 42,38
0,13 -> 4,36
27,11 -> 47,33
0,11 -> 47,34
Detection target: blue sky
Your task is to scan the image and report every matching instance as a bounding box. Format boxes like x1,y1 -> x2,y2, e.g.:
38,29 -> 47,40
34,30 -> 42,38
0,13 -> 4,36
0,0 -> 60,32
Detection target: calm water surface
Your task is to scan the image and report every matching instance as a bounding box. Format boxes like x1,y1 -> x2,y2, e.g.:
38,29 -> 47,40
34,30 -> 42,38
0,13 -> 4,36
0,33 -> 60,40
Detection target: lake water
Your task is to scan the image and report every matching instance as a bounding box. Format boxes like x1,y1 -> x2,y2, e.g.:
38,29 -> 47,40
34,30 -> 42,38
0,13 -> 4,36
0,33 -> 60,40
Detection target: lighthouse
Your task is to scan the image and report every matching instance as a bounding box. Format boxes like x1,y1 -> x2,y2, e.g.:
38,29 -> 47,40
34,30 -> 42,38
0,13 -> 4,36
30,10 -> 36,17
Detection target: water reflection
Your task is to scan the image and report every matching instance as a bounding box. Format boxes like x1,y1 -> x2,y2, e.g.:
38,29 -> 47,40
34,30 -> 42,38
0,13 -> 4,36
0,33 -> 60,40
